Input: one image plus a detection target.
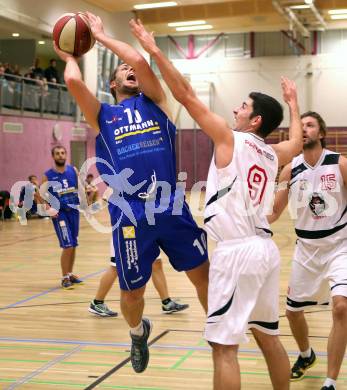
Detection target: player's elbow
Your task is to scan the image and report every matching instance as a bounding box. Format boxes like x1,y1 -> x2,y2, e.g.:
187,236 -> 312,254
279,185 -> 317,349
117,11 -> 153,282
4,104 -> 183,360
132,55 -> 149,71
173,88 -> 196,107
64,75 -> 82,89
290,137 -> 303,157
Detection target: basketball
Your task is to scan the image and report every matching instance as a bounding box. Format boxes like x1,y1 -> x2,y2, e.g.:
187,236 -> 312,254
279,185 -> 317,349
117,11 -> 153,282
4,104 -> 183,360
53,12 -> 95,57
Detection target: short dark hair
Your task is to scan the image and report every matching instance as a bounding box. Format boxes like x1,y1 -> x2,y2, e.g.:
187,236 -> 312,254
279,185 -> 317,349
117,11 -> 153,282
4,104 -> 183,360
249,92 -> 283,138
87,173 -> 94,179
28,175 -> 37,181
301,111 -> 327,148
51,145 -> 66,156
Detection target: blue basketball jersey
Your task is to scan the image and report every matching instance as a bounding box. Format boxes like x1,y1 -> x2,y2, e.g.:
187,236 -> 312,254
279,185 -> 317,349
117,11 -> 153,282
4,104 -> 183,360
45,165 -> 79,210
96,93 -> 178,202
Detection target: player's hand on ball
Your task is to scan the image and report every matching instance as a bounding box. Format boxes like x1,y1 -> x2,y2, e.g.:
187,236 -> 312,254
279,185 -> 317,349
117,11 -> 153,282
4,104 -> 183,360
85,12 -> 105,41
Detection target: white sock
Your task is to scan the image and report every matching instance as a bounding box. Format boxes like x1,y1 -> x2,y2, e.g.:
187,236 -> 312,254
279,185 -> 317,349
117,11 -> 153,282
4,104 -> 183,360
130,321 -> 144,336
62,275 -> 69,280
300,347 -> 312,358
323,378 -> 336,389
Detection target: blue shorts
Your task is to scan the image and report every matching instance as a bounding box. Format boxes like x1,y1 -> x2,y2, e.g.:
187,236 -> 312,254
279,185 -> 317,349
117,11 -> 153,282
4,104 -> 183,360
110,201 -> 208,290
52,208 -> 79,248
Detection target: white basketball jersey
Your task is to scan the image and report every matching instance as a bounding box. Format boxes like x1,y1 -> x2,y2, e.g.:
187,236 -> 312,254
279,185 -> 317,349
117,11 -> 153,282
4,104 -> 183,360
204,131 -> 278,241
289,149 -> 347,247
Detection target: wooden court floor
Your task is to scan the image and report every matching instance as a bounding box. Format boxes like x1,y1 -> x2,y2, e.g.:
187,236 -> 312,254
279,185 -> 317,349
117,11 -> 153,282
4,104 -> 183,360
0,193 -> 346,389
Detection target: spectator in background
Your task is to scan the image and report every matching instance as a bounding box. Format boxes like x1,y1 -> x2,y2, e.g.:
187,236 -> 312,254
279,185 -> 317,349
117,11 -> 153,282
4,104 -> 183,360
31,58 -> 44,79
0,65 -> 5,79
18,175 -> 39,217
12,64 -> 22,78
45,59 -> 60,84
84,173 -> 99,205
3,63 -> 13,76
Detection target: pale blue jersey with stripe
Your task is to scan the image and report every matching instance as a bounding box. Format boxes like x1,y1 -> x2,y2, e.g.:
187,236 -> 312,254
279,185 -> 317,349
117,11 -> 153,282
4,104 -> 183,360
96,93 -> 178,202
45,165 -> 79,210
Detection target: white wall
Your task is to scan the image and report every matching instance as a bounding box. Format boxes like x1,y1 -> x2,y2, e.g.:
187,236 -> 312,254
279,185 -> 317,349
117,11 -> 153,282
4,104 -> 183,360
171,53 -> 347,128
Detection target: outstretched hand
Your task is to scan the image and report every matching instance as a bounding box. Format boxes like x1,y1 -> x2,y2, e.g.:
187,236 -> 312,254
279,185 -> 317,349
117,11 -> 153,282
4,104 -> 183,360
129,19 -> 157,55
85,11 -> 105,41
281,77 -> 297,106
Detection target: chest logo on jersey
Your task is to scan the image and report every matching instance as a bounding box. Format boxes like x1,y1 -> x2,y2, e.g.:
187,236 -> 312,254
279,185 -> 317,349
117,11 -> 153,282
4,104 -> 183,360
320,174 -> 336,190
106,116 -> 120,124
309,192 -> 326,217
245,140 -> 274,161
112,108 -> 161,141
299,179 -> 308,191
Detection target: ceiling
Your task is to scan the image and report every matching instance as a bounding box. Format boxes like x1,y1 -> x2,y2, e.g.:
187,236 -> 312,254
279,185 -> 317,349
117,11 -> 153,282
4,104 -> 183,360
85,0 -> 347,35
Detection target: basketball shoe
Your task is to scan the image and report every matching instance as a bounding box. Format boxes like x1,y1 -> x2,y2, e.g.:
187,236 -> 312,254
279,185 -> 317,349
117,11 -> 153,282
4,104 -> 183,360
291,349 -> 317,381
130,318 -> 152,373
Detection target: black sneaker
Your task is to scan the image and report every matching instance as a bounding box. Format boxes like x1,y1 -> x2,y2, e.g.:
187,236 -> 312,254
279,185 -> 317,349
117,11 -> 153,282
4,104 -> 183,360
61,277 -> 74,290
88,301 -> 118,317
321,386 -> 335,390
130,318 -> 152,373
69,274 -> 84,285
291,349 -> 317,381
162,300 -> 189,314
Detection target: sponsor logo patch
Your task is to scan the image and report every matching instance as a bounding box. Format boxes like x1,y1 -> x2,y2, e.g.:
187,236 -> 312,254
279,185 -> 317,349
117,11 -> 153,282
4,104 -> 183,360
122,226 -> 135,239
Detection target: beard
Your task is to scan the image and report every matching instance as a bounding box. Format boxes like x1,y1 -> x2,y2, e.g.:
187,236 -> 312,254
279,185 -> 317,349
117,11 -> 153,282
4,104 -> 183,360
303,139 -> 320,150
55,159 -> 66,167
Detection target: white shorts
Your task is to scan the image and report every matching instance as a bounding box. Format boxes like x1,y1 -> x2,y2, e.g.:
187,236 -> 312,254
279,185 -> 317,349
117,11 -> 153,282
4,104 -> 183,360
287,239 -> 347,312
204,236 -> 281,345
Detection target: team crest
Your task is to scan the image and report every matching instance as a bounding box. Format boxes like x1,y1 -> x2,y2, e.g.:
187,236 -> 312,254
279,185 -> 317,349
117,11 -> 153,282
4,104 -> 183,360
309,192 -> 325,216
122,226 -> 136,239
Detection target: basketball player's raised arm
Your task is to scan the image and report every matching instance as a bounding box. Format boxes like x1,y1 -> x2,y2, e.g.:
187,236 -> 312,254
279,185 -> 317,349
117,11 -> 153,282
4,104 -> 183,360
85,13 -> 168,116
130,19 -> 233,167
267,163 -> 291,224
271,78 -> 302,166
53,44 -> 100,134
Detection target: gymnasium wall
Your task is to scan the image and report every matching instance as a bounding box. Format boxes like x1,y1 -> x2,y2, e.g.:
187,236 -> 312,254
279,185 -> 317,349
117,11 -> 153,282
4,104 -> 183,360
0,116 -> 95,191
171,53 -> 347,128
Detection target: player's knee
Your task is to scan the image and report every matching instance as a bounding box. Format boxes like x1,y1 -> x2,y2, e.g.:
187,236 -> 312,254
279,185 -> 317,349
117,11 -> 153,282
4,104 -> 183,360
211,343 -> 238,360
152,258 -> 162,272
63,246 -> 74,253
286,309 -> 302,321
121,288 -> 145,305
332,298 -> 347,321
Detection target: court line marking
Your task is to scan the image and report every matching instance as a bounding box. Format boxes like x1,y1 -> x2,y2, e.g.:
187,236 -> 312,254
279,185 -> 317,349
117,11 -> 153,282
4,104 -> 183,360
84,330 -> 170,390
0,335 -> 337,355
0,233 -> 57,248
4,345 -> 82,390
2,296 -> 330,311
0,223 -> 93,248
0,296 -> 188,309
0,269 -> 106,312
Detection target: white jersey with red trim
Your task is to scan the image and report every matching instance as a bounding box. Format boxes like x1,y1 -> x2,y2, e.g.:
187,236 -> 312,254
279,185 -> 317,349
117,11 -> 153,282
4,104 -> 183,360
204,131 -> 278,241
289,149 -> 347,247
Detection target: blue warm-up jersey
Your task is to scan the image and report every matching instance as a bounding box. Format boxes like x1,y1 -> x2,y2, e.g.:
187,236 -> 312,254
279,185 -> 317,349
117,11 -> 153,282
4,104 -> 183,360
45,165 -> 79,210
96,93 -> 178,202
